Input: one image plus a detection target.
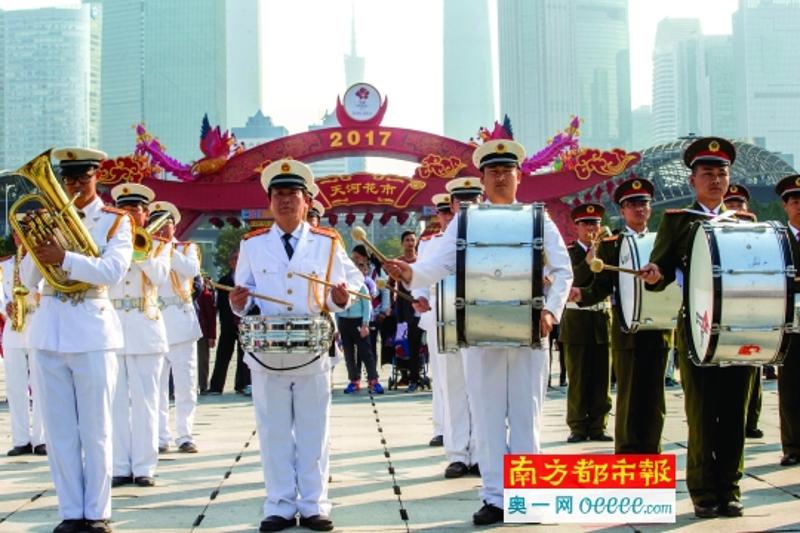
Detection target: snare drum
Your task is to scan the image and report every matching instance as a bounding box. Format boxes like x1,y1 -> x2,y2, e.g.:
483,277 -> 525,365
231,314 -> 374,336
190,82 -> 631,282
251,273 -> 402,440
684,221 -> 795,366
436,203 -> 544,352
616,232 -> 681,332
239,315 -> 333,371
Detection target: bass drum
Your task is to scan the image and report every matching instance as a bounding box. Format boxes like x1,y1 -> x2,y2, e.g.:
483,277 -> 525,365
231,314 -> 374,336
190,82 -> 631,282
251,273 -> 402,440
684,220 -> 794,366
616,232 -> 681,332
436,203 -> 544,352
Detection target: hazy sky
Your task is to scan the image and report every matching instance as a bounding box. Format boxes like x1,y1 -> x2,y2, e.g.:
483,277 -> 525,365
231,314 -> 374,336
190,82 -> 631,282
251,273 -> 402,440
1,0 -> 740,137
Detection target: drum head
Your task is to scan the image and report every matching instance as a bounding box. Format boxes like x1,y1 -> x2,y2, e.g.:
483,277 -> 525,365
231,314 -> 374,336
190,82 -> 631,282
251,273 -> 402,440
687,226 -> 716,362
617,235 -> 639,330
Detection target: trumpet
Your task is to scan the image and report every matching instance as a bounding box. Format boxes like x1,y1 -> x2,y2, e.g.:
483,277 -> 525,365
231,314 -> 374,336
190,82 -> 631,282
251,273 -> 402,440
9,149 -> 100,294
132,211 -> 172,262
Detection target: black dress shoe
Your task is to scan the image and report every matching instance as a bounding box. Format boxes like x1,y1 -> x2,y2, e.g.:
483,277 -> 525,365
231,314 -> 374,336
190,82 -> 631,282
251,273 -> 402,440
428,435 -> 444,447
588,432 -> 613,442
111,476 -> 133,487
469,463 -> 481,476
559,378 -> 568,387
693,503 -> 718,518
718,500 -> 743,517
567,432 -> 586,443
473,502 -> 504,525
259,515 -> 296,532
84,519 -> 113,532
444,461 -> 469,478
33,444 -> 47,456
746,428 -> 764,439
53,519 -> 85,533
134,476 -> 155,487
7,443 -> 33,456
299,514 -> 334,531
179,442 -> 198,453
780,453 -> 800,466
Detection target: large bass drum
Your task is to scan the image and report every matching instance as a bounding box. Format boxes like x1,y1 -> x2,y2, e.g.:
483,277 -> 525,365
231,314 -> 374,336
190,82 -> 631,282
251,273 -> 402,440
616,232 -> 681,332
684,221 -> 794,366
436,203 -> 544,352
239,315 -> 333,371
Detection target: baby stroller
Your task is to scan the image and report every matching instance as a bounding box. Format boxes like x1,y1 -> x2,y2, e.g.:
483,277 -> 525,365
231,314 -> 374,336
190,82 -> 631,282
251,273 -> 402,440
386,321 -> 431,391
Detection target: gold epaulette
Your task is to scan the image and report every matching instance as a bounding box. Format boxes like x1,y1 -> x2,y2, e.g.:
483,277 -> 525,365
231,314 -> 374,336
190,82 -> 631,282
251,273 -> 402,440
101,206 -> 127,215
104,207 -> 135,241
243,227 -> 270,240
665,209 -> 684,215
420,233 -> 437,242
602,235 -> 619,242
153,235 -> 170,243
309,226 -> 338,239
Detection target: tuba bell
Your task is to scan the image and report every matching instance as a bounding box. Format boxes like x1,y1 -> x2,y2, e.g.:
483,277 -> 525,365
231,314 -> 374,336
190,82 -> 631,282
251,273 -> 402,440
8,149 -> 101,294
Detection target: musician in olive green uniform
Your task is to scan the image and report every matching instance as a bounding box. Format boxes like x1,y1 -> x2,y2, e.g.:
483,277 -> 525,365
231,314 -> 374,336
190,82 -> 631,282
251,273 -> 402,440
559,203 -> 612,443
774,175 -> 800,467
640,137 -> 756,518
571,178 -> 671,453
723,184 -> 764,440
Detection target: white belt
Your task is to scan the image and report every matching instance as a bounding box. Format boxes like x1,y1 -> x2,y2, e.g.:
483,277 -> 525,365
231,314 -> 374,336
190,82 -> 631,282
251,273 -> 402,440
42,286 -> 109,306
158,295 -> 190,309
111,297 -> 146,313
566,302 -> 610,312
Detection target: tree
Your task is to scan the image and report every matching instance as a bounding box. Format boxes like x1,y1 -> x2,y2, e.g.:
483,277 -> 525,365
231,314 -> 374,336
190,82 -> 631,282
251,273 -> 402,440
214,226 -> 248,272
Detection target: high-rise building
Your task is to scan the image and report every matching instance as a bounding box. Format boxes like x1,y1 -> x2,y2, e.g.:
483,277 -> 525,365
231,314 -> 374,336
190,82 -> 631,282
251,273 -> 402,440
443,0 -> 494,141
1,4 -> 95,168
697,35 -> 736,139
733,0 -> 800,163
574,0 -> 632,149
100,0 -> 227,162
631,105 -> 654,150
231,110 -> 288,148
308,111 -> 348,177
651,18 -> 701,144
87,1 -> 102,149
344,5 -> 364,87
226,0 -> 261,132
0,14 -> 5,169
498,0 -> 578,152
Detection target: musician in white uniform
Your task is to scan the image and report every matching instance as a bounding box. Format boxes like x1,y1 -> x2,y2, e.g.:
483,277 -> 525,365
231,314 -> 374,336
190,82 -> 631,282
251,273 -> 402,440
150,201 -> 203,454
229,159 -> 362,532
108,183 -> 170,489
21,147 -> 132,533
384,139 -> 573,525
1,227 -> 46,457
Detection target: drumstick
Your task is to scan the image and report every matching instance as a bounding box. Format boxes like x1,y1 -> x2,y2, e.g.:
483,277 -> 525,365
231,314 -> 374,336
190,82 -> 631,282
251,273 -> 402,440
376,278 -> 417,304
351,226 -> 389,264
589,258 -> 642,276
292,272 -> 372,301
209,281 -> 293,307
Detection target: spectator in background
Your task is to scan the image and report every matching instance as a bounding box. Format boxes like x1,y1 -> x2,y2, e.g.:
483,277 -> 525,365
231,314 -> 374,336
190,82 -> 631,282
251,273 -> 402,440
352,245 -> 390,362
394,230 -> 423,392
207,250 -> 251,395
195,276 -> 217,394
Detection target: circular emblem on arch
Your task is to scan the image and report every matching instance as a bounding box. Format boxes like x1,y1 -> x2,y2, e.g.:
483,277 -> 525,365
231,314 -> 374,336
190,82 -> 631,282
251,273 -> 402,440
709,140 -> 720,152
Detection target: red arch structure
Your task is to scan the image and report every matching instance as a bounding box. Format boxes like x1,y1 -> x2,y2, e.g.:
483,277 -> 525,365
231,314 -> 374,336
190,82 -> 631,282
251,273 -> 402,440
105,92 -> 640,240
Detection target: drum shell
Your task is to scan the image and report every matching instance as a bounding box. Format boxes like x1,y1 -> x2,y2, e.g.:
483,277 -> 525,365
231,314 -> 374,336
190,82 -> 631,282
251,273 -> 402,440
684,221 -> 794,366
239,315 -> 333,371
436,275 -> 458,352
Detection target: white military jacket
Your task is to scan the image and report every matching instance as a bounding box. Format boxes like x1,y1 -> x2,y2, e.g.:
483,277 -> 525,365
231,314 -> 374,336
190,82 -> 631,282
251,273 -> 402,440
412,233 -> 444,333
408,204 -> 573,324
0,253 -> 42,349
156,240 -> 202,346
20,197 -> 133,353
234,221 -> 363,376
108,235 -> 171,355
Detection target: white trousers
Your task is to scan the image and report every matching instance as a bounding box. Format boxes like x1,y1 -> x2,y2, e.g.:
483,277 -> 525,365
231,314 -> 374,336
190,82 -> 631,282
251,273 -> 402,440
158,341 -> 198,447
441,349 -> 476,466
463,345 -> 548,507
251,370 -> 331,519
4,347 -> 45,447
112,353 -> 164,477
33,350 -> 116,521
427,328 -> 445,438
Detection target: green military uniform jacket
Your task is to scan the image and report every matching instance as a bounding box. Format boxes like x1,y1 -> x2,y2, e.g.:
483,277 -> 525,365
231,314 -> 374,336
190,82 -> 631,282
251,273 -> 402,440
558,242 -> 609,345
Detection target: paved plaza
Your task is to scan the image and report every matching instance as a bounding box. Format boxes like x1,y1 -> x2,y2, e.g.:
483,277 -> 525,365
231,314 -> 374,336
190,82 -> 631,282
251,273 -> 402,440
1,354 -> 799,532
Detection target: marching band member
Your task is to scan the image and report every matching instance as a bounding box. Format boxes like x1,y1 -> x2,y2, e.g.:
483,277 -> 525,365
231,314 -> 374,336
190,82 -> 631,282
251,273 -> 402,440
307,199 -> 325,227
640,137 -> 756,518
228,159 -> 362,532
560,203 -> 612,443
570,177 -> 671,453
21,147 -> 132,533
150,201 -> 203,454
108,183 -> 171,489
1,224 -> 46,457
774,175 -> 800,467
384,138 -> 573,525
723,184 -> 765,440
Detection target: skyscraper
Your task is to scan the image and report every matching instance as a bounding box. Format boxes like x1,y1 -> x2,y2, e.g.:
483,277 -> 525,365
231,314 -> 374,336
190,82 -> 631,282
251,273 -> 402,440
1,4 -> 96,168
226,0 -> 262,132
498,0 -> 578,151
574,0 -> 632,149
733,0 -> 800,165
344,5 -> 365,87
100,0 -> 227,162
651,18 -> 701,144
697,35 -> 736,139
443,0 -> 494,141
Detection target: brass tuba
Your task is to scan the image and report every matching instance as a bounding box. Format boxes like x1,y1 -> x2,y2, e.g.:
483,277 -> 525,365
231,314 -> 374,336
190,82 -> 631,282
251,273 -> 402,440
132,210 -> 172,262
8,149 -> 101,294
